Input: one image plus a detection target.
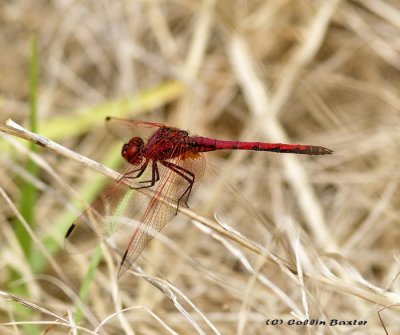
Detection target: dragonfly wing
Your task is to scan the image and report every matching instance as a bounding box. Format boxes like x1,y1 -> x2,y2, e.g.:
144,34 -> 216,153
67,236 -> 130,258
117,192 -> 174,277
117,153 -> 206,277
105,117 -> 169,143
65,166 -> 147,254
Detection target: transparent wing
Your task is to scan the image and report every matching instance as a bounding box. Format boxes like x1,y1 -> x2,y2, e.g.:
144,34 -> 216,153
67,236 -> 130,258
105,117 -> 176,143
117,152 -> 206,278
64,164 -> 147,254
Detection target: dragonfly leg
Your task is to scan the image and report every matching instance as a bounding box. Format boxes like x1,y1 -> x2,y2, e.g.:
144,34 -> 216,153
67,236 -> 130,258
160,161 -> 195,211
123,161 -> 148,180
130,161 -> 160,189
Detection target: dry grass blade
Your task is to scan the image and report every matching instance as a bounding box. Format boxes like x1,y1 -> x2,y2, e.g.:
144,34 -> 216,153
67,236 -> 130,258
0,290 -> 67,323
130,266 -> 221,335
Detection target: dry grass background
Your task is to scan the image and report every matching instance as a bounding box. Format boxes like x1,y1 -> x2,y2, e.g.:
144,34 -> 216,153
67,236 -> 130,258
1,0 -> 400,334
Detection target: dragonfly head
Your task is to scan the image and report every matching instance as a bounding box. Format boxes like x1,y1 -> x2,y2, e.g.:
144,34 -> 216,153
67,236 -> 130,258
122,137 -> 145,165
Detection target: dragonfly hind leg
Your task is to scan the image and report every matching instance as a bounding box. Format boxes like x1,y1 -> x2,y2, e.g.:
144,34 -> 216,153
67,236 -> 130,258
160,161 -> 195,212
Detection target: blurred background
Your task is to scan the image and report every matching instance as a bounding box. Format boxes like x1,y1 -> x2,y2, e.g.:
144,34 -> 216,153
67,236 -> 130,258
1,0 -> 400,334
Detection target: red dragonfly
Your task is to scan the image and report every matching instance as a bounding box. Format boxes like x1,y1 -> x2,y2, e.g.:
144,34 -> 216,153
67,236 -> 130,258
65,117 -> 332,277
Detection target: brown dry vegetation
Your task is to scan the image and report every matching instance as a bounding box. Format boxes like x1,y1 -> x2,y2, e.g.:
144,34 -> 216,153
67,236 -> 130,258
1,0 -> 400,334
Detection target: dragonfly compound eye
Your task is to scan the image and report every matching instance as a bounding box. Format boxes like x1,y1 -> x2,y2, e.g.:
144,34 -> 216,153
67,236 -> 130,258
121,137 -> 145,165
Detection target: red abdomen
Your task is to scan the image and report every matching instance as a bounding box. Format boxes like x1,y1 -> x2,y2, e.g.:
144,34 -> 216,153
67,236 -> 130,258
190,137 -> 332,156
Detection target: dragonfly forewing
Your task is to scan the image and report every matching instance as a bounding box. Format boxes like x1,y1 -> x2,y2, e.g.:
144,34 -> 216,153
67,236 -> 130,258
65,171 -> 148,254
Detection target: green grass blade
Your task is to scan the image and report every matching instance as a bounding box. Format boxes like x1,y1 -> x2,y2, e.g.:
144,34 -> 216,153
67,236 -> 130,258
14,36 -> 39,257
10,36 -> 41,335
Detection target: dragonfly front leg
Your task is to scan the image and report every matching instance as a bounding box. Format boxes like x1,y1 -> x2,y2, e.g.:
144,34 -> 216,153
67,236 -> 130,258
123,161 -> 148,180
160,161 -> 195,212
130,161 -> 160,189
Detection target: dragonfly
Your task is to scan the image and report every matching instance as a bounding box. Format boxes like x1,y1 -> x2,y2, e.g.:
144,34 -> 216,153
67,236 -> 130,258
65,117 -> 332,277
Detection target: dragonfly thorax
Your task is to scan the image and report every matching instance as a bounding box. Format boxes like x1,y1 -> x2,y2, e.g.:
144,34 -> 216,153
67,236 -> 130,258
122,137 -> 145,165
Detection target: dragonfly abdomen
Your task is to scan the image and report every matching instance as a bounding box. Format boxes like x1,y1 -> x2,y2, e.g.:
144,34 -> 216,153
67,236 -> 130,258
191,137 -> 332,155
